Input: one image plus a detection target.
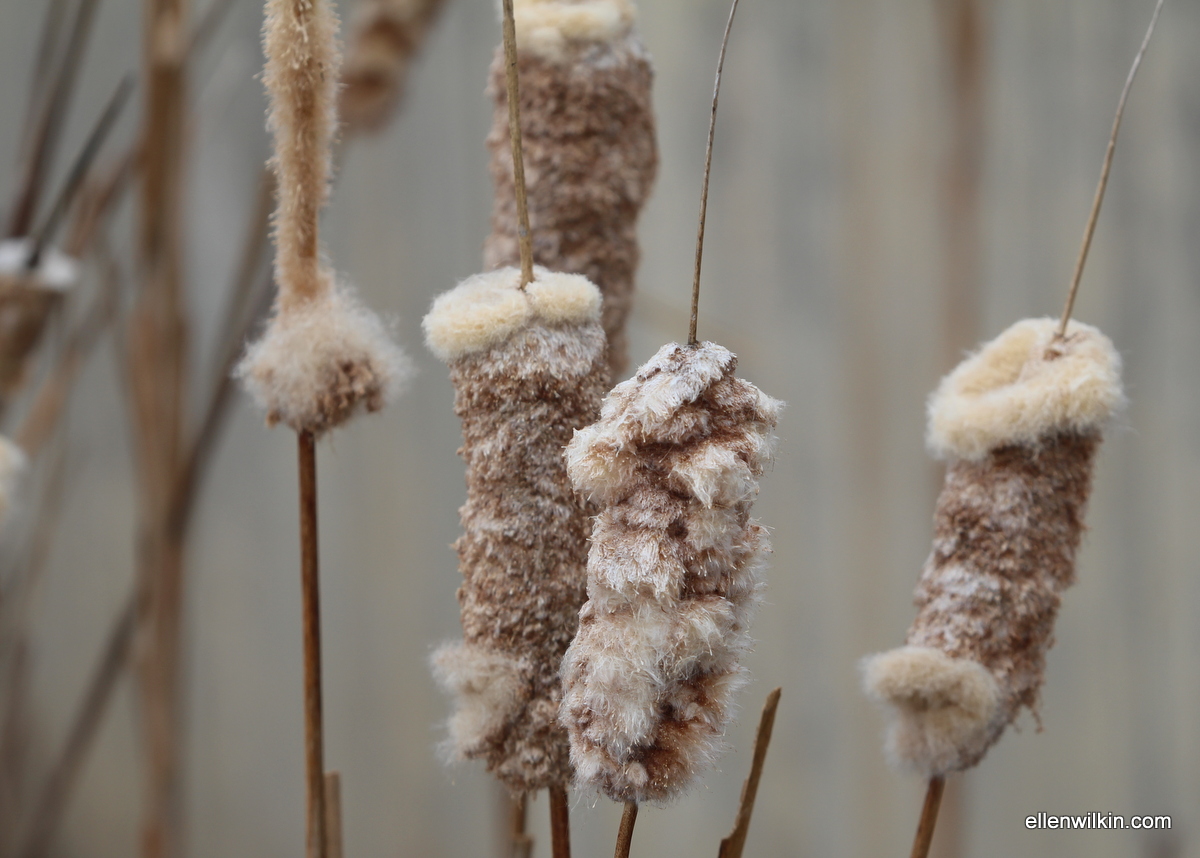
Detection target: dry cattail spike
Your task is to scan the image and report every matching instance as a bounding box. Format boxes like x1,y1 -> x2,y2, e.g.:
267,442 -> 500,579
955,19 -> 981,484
863,318 -> 1124,777
560,341 -> 783,803
426,266 -> 609,793
0,240 -> 76,396
483,0 -> 658,377
339,0 -> 449,136
237,0 -> 410,435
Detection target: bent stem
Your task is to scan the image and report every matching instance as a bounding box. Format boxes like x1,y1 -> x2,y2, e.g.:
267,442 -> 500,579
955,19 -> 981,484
298,431 -> 327,858
614,801 -> 638,858
717,687 -> 782,858
909,776 -> 946,858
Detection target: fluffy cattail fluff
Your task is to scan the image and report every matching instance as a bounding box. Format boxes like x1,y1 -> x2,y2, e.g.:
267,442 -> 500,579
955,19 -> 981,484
483,0 -> 658,377
559,341 -> 783,803
237,0 -> 409,434
339,0 -> 448,136
426,266 -> 609,793
0,240 -> 76,395
862,318 -> 1124,777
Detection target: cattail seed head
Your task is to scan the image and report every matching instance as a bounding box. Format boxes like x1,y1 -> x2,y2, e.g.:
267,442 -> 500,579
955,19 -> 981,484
863,318 -> 1123,777
426,266 -> 609,793
560,341 -> 782,803
483,0 -> 657,377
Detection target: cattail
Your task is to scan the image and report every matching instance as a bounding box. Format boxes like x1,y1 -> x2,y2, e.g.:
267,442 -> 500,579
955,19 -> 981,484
0,240 -> 75,396
339,0 -> 448,136
426,265 -> 609,793
237,0 -> 409,434
559,341 -> 782,803
482,0 -> 658,377
863,318 -> 1123,777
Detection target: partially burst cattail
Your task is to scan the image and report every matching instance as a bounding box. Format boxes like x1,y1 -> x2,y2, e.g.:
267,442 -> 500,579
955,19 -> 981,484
0,240 -> 76,396
238,0 -> 409,433
559,341 -> 782,803
339,0 -> 448,136
483,0 -> 658,377
426,266 -> 609,793
863,318 -> 1123,777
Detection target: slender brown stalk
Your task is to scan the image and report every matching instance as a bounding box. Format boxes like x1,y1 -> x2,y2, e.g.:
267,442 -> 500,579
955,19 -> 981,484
323,771 -> 344,858
298,430 -> 328,858
499,0 -> 533,288
908,777 -> 946,858
511,792 -> 532,858
1056,0 -> 1164,339
690,0 -> 741,346
549,785 -> 571,858
717,688 -> 782,858
614,801 -> 638,858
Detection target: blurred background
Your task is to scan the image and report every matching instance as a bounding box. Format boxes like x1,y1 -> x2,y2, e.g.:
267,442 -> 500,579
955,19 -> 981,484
0,0 -> 1196,856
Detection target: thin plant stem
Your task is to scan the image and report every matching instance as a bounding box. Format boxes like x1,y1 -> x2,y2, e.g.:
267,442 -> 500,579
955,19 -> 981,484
499,0 -> 534,288
323,772 -> 344,858
511,792 -> 532,858
614,801 -> 638,858
549,785 -> 571,858
908,776 -> 946,858
1057,0 -> 1164,339
298,430 -> 328,858
717,688 -> 782,858
690,0 -> 742,346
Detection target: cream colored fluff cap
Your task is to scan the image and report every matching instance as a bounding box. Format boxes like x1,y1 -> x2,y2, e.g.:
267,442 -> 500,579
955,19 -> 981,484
511,0 -> 636,61
423,266 -> 601,362
927,317 -> 1123,461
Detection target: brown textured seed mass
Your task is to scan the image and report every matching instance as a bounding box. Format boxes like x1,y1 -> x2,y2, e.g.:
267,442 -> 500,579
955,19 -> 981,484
906,432 -> 1099,765
483,32 -> 657,377
561,342 -> 782,803
429,272 -> 609,793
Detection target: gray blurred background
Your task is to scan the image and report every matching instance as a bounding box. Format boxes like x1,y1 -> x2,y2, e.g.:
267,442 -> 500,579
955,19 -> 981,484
0,0 -> 1197,856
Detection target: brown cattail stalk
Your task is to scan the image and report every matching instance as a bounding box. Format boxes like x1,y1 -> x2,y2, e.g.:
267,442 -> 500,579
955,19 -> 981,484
483,0 -> 657,376
863,319 -> 1123,776
614,801 -> 638,858
909,776 -> 946,858
426,267 -> 608,792
717,688 -> 781,858
560,342 -> 782,803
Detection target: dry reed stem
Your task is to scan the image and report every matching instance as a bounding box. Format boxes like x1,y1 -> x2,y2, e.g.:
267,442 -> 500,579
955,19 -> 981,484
1057,0 -> 1163,339
909,777 -> 946,858
298,431 -> 327,858
717,688 -> 781,858
7,0 -> 101,239
499,0 -> 534,287
511,792 -> 533,858
614,801 -> 638,858
549,785 -> 571,858
323,771 -> 344,858
690,0 -> 741,346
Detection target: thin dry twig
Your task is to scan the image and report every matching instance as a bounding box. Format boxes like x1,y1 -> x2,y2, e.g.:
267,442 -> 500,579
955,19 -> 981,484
909,776 -> 946,858
690,0 -> 742,346
717,687 -> 782,858
1057,0 -> 1164,339
499,0 -> 534,288
614,801 -> 638,858
298,431 -> 328,858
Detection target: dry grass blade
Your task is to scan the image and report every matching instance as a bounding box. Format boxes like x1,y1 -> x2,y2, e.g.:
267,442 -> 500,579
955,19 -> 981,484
1057,0 -> 1165,339
717,687 -> 782,858
690,0 -> 742,346
7,0 -> 103,238
909,776 -> 946,858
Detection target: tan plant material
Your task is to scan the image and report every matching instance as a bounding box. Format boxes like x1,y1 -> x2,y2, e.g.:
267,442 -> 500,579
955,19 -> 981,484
238,0 -> 410,435
483,0 -> 657,377
0,241 -> 75,396
560,341 -> 782,803
339,0 -> 449,136
426,266 -> 608,793
863,318 -> 1124,777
